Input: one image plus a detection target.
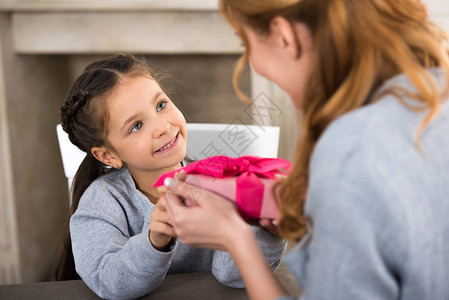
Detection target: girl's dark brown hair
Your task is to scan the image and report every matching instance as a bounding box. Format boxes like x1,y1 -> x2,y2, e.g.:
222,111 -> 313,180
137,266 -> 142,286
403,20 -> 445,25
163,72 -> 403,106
54,54 -> 154,280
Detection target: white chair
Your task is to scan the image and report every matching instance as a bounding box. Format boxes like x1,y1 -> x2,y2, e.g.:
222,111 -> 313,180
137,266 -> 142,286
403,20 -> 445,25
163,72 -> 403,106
57,123 -> 280,196
185,123 -> 279,160
56,124 -> 87,192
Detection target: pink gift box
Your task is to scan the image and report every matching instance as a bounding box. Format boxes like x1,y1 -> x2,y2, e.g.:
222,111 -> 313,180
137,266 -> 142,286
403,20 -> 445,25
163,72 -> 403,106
154,155 -> 292,220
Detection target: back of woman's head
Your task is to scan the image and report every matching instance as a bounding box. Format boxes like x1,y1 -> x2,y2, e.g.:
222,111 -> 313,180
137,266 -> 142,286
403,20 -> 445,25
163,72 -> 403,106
56,54 -> 154,280
220,0 -> 449,240
221,0 -> 449,109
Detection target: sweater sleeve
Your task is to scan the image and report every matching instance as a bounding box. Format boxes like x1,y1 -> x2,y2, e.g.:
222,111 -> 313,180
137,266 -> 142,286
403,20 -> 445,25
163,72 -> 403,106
211,225 -> 287,288
70,182 -> 177,300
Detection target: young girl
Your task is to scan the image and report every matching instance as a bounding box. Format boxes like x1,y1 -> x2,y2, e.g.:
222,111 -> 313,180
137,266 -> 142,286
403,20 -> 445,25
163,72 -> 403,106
161,0 -> 449,299
55,54 -> 286,299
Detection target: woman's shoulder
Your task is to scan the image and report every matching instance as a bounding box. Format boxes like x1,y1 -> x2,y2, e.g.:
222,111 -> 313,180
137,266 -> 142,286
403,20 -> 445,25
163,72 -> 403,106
308,95 -> 426,208
305,101 -> 411,237
311,98 -> 400,169
315,68 -> 448,161
313,84 -> 449,171
308,83 -> 449,214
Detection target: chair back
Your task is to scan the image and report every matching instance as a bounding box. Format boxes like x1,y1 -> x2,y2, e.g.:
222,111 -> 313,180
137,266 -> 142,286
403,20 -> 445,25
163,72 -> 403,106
56,124 -> 86,191
186,123 -> 279,160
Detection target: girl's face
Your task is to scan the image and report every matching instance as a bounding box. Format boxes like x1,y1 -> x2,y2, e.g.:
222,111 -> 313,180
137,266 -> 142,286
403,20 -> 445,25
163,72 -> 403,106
240,20 -> 315,109
105,76 -> 187,175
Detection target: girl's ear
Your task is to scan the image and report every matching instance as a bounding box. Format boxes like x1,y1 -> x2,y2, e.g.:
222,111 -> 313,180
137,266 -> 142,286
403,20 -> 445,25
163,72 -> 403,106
269,16 -> 301,59
91,146 -> 123,169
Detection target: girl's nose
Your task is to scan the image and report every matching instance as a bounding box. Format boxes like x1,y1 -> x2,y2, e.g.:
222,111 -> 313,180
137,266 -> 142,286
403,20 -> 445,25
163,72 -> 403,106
152,117 -> 171,137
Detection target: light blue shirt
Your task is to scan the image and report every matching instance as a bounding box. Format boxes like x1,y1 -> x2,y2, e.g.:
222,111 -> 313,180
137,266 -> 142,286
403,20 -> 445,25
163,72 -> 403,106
280,69 -> 449,300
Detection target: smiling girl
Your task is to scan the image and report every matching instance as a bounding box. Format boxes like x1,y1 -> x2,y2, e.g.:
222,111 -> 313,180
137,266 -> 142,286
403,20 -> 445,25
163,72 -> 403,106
55,54 -> 286,299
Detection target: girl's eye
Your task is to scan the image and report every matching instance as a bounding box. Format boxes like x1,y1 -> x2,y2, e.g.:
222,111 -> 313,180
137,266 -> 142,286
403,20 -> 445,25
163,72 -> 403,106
130,121 -> 143,133
157,100 -> 167,112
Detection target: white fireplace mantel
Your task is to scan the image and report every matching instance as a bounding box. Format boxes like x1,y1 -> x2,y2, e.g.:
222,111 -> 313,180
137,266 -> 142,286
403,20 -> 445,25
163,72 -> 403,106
0,0 -> 219,11
1,0 -> 244,55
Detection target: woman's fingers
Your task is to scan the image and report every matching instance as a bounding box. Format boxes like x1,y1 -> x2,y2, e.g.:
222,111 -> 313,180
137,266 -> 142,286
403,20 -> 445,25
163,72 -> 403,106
274,173 -> 287,180
259,219 -> 280,236
174,170 -> 187,181
164,177 -> 201,207
155,197 -> 166,211
164,192 -> 186,223
157,185 -> 168,196
162,170 -> 187,191
164,186 -> 248,251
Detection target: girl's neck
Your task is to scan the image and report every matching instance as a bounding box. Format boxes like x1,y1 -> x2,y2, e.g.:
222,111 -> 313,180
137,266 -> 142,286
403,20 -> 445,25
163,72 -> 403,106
129,163 -> 182,204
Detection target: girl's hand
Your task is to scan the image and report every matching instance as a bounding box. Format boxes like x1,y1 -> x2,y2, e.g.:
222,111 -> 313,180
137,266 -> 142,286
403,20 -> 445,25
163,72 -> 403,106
149,197 -> 177,251
162,173 -> 252,251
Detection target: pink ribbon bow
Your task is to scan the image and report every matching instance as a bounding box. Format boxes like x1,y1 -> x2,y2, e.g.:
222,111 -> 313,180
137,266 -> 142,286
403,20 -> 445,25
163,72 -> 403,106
154,155 -> 292,219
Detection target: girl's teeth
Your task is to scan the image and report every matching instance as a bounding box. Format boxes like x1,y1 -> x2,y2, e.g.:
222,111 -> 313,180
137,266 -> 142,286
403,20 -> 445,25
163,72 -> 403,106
159,135 -> 176,151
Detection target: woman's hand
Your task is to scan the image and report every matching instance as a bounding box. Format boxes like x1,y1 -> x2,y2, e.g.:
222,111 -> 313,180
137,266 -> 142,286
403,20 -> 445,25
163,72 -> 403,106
257,172 -> 286,236
259,219 -> 280,236
149,196 -> 177,251
162,172 -> 288,300
161,172 -> 252,252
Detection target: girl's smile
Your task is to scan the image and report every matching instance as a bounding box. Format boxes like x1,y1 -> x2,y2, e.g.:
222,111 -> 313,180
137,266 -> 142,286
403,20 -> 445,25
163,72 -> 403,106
154,131 -> 181,155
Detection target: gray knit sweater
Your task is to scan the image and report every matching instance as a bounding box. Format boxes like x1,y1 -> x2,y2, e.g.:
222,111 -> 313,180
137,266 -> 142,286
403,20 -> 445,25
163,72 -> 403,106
278,69 -> 449,300
70,167 -> 286,299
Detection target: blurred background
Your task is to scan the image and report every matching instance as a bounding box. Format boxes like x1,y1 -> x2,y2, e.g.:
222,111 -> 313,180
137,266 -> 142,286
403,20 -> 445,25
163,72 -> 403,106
0,0 -> 447,284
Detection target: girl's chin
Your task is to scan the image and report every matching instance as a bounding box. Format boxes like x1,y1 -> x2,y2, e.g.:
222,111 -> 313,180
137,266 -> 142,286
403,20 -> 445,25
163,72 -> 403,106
164,151 -> 186,170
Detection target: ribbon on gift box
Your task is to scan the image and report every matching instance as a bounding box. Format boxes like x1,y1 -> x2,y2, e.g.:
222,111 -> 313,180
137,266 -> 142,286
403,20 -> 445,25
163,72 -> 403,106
153,155 -> 292,219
